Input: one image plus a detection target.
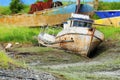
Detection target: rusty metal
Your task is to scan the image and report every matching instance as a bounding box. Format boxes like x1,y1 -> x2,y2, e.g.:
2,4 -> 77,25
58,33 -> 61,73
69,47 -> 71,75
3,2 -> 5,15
87,28 -> 96,56
38,28 -> 104,57
47,39 -> 74,44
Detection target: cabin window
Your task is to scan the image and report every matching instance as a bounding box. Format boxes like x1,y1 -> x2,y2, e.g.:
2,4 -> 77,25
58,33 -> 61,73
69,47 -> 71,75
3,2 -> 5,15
73,20 -> 92,28
78,22 -> 85,27
86,23 -> 92,27
73,21 -> 78,26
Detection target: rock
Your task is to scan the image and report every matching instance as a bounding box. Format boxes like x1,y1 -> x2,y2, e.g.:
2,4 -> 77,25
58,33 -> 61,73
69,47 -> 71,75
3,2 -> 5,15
5,43 -> 12,49
0,69 -> 57,80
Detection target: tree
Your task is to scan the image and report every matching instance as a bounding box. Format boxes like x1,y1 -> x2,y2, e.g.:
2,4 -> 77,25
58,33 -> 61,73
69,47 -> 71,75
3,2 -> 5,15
36,0 -> 48,2
43,0 -> 48,2
10,0 -> 24,14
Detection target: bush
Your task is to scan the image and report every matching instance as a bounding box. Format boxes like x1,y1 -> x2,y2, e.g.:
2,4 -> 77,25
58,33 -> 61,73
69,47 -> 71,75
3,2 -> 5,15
10,0 -> 25,14
98,1 -> 120,10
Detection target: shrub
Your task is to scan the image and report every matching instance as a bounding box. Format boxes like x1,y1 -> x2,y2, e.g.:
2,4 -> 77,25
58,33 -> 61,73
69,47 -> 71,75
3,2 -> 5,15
98,1 -> 120,10
10,0 -> 25,14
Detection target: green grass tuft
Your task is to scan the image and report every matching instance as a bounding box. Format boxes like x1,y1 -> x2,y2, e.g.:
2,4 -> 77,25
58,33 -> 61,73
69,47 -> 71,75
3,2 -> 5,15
0,24 -> 61,44
0,51 -> 24,69
97,27 -> 120,40
0,24 -> 120,44
0,25 -> 39,43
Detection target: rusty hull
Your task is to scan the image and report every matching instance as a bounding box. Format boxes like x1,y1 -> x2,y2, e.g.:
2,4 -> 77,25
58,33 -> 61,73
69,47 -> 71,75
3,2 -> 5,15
56,34 -> 92,56
54,29 -> 104,57
38,27 -> 104,57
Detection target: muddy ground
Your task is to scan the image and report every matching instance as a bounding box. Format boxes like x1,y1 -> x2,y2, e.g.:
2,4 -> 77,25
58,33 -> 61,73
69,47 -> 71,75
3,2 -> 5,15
0,39 -> 120,80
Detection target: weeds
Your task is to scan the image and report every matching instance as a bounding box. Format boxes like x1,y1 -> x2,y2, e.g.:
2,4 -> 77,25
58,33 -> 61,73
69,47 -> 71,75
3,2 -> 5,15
40,57 -> 120,80
0,24 -> 62,44
0,24 -> 120,44
0,51 -> 24,69
0,25 -> 39,43
98,2 -> 120,10
97,27 -> 120,40
0,6 -> 11,15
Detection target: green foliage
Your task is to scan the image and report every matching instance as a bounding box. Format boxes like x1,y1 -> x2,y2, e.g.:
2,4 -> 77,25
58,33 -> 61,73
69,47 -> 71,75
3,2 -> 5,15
36,0 -> 48,3
0,26 -> 39,43
97,27 -> 120,40
0,6 -> 11,15
10,0 -> 25,14
0,24 -> 61,44
0,24 -> 120,44
92,14 -> 100,19
98,1 -> 120,10
0,5 -> 29,15
41,56 -> 120,80
0,51 -> 11,68
43,0 -> 48,2
0,51 -> 22,69
19,5 -> 30,13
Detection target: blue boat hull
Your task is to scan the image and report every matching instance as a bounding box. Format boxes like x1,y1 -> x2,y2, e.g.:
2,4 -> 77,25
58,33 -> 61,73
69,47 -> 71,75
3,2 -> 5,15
47,4 -> 94,15
95,11 -> 120,18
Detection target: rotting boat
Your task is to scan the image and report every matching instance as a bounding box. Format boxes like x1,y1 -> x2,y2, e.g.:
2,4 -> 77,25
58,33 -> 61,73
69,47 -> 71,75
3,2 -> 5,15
38,13 -> 104,57
0,0 -> 98,27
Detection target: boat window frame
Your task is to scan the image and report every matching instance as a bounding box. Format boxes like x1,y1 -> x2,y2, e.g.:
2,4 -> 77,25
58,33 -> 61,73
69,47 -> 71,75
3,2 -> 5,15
71,20 -> 93,28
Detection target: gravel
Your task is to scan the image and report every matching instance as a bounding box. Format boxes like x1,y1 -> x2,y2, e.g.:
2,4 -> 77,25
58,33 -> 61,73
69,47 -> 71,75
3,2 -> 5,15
0,68 -> 57,80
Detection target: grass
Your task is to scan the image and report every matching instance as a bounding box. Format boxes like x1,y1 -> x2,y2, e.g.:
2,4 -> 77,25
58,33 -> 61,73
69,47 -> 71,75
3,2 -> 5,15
0,24 -> 120,44
0,5 -> 30,15
96,27 -> 120,40
0,2 -> 120,79
98,2 -> 120,10
0,6 -> 11,15
35,26 -> 120,80
39,54 -> 120,80
0,25 -> 39,43
0,25 -> 120,79
13,47 -> 55,54
0,24 -> 62,44
0,51 -> 24,69
20,5 -> 30,13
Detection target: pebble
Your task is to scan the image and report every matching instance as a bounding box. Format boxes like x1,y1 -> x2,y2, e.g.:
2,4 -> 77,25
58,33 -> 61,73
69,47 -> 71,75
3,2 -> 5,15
0,69 -> 57,80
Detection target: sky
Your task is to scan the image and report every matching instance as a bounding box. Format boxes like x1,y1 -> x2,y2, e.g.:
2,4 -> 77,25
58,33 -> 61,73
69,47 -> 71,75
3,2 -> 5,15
0,0 -> 120,6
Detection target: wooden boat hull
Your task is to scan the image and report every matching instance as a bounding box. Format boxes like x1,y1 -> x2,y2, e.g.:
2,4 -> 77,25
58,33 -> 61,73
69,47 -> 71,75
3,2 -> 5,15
0,4 -> 94,27
54,27 -> 104,56
95,16 -> 120,27
38,27 -> 104,57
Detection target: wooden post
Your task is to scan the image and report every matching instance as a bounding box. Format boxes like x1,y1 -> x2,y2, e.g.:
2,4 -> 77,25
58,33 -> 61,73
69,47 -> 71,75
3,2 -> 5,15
94,0 -> 99,10
76,0 -> 81,13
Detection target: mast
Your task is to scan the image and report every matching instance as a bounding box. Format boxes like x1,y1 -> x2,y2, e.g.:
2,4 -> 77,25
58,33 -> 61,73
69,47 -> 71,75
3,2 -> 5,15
75,0 -> 81,14
94,0 -> 99,10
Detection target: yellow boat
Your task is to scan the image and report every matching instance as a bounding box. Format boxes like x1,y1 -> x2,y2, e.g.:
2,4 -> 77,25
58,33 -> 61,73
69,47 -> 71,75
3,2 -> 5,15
95,16 -> 120,27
